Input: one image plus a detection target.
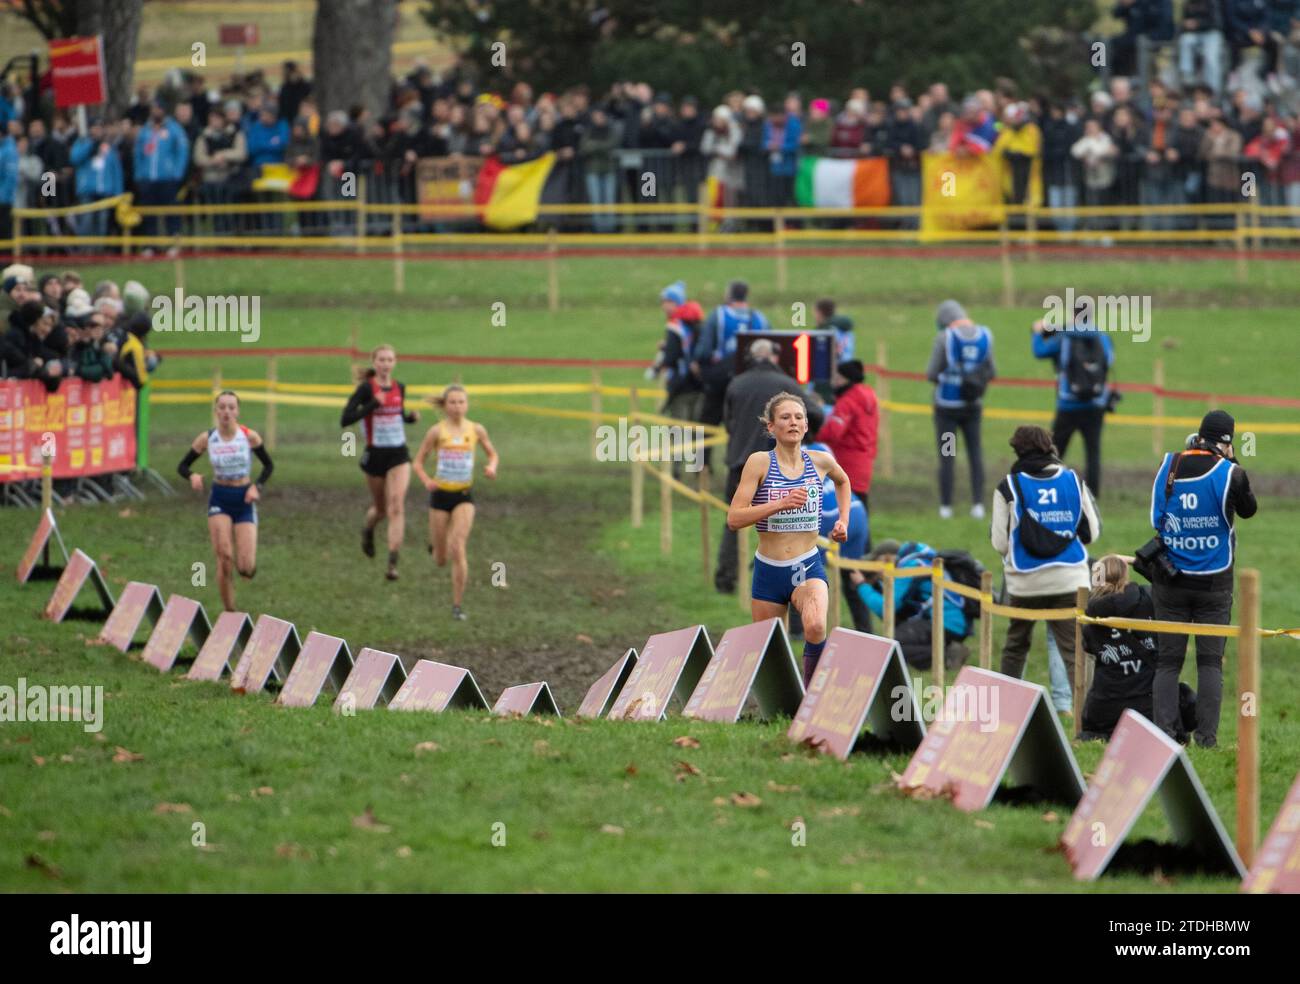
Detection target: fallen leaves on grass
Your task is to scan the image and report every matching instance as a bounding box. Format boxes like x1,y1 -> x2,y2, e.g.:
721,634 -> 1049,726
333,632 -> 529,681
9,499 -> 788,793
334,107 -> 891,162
250,786 -> 274,798
599,824 -> 625,836
765,781 -> 801,793
59,754 -> 74,763
117,507 -> 135,518
532,739 -> 559,759
26,854 -> 62,879
730,792 -> 762,808
674,760 -> 702,782
112,746 -> 143,764
1041,811 -> 1060,823
892,771 -> 957,802
575,634 -> 594,645
31,755 -> 45,766
414,741 -> 442,754
352,806 -> 391,833
974,819 -> 995,830
153,802 -> 192,815
624,763 -> 638,776
275,842 -> 311,860
36,830 -> 55,842
672,736 -> 700,749
0,804 -> 11,817
396,845 -> 413,857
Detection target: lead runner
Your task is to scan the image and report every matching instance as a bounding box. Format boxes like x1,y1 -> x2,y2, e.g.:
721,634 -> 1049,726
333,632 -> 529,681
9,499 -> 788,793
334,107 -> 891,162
727,391 -> 850,685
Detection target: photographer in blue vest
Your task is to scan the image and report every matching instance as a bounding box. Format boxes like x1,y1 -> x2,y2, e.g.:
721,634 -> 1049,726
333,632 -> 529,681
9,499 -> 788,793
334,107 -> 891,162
927,299 -> 996,520
1146,410 -> 1257,748
1032,297 -> 1116,496
690,280 -> 770,470
992,425 -> 1102,690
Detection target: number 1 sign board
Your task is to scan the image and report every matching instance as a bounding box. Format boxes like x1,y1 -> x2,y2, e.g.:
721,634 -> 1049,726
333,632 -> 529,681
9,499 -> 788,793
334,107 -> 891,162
685,618 -> 802,722
899,666 -> 1085,812
608,625 -> 712,721
787,628 -> 924,759
1062,710 -> 1245,881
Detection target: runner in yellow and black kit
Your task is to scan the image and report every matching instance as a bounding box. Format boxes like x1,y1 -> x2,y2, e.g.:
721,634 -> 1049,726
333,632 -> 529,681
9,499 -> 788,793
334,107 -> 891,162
413,384 -> 499,620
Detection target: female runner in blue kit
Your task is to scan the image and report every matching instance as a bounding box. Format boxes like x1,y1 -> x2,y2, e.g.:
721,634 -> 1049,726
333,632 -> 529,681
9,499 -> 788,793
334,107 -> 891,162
727,391 -> 851,685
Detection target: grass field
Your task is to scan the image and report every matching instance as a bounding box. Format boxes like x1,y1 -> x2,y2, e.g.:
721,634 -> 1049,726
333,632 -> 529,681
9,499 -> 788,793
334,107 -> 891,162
2,248 -> 1298,892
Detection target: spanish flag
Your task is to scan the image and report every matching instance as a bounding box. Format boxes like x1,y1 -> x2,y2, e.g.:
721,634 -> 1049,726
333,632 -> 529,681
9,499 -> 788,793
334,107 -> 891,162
919,151 -> 1005,239
474,153 -> 555,230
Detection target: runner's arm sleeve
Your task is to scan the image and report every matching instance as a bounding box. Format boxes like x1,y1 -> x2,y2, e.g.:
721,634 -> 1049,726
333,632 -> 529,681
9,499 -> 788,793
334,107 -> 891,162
340,382 -> 379,427
399,382 -> 417,423
177,448 -> 201,479
253,445 -> 273,487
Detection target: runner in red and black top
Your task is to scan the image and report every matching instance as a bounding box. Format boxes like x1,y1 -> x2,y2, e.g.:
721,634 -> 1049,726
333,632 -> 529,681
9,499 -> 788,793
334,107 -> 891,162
340,343 -> 419,580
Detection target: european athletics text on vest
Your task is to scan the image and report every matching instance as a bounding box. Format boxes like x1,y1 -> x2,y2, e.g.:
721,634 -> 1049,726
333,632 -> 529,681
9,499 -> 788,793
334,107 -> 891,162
935,324 -> 993,408
1150,453 -> 1236,575
1007,469 -> 1086,572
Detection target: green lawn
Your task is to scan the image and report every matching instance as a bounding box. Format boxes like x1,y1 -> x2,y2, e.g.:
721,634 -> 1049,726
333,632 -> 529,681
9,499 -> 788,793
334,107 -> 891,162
1,251 -> 1297,892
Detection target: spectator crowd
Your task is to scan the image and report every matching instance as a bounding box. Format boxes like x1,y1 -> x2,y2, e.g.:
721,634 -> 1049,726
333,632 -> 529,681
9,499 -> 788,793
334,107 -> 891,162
1,262 -> 158,390
1,2 -> 1299,242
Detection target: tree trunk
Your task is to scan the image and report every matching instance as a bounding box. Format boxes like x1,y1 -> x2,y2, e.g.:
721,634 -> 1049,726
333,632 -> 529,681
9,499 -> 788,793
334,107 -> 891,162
70,0 -> 143,120
312,0 -> 397,120
14,0 -> 142,120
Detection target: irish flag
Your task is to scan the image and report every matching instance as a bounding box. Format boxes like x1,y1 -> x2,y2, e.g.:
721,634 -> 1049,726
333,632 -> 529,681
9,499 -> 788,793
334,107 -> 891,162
794,156 -> 891,208
474,152 -> 555,230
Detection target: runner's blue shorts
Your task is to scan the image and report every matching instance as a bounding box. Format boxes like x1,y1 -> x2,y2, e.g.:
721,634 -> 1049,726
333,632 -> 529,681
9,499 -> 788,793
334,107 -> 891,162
208,483 -> 257,525
751,546 -> 826,605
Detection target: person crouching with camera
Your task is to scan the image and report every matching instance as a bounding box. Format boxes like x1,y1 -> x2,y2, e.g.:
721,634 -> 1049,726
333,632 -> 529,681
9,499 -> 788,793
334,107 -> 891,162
1080,554 -> 1196,741
1147,409 -> 1257,748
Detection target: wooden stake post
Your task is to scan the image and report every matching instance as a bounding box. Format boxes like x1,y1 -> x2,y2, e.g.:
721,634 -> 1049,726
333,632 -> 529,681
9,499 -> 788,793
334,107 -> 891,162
1237,568 -> 1261,867
979,570 -> 993,669
629,388 -> 643,528
931,558 -> 945,693
875,340 -> 895,480
660,461 -> 672,555
1072,586 -> 1089,730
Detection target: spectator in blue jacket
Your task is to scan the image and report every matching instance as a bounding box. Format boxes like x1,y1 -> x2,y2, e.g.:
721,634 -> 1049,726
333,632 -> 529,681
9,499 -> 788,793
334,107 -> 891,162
246,104 -> 289,169
0,130 -> 17,242
1032,300 -> 1116,496
133,101 -> 190,243
70,119 -> 124,244
848,539 -> 971,670
763,95 -> 802,207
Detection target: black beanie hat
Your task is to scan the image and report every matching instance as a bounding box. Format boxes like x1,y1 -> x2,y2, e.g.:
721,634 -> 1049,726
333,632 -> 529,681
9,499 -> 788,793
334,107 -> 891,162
18,300 -> 45,328
837,359 -> 865,384
1198,409 -> 1235,446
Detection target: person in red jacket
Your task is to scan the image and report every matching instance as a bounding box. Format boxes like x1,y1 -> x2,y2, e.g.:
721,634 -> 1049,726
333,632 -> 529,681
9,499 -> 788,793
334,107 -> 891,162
817,359 -> 879,535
